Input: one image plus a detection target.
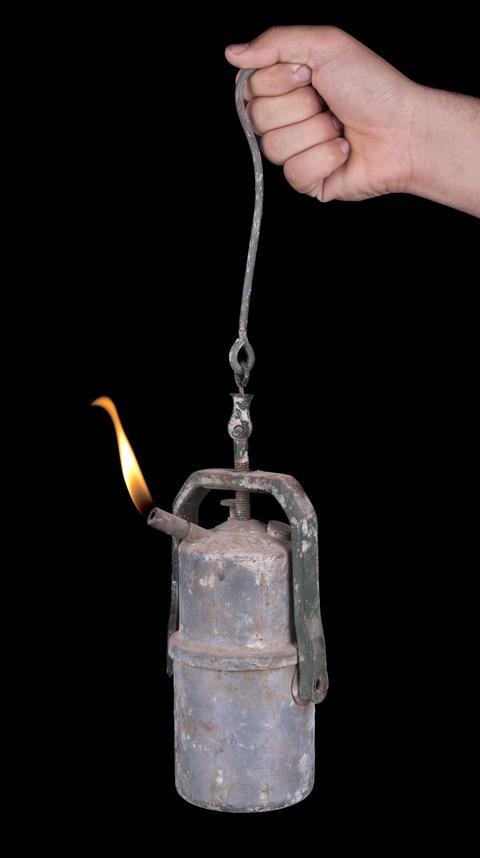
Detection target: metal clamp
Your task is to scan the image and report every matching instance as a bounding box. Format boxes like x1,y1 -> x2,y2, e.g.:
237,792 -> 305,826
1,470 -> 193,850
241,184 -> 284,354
167,468 -> 328,705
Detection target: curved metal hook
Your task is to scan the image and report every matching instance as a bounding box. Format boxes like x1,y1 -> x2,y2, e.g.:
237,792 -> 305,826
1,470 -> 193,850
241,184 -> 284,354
229,69 -> 263,391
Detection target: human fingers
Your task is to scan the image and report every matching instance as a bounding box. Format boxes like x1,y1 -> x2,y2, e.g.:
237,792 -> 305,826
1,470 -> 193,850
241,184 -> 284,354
283,138 -> 350,198
238,62 -> 313,100
226,25 -> 345,70
248,86 -> 324,135
261,112 -> 342,165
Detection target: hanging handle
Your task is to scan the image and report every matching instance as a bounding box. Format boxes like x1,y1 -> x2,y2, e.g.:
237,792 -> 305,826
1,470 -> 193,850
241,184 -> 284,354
229,68 -> 262,391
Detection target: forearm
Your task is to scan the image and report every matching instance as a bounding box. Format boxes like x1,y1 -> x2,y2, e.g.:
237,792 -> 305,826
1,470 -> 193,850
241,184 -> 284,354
407,86 -> 480,217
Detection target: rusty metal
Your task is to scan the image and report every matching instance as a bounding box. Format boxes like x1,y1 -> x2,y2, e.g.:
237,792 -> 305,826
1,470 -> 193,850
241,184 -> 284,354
167,469 -> 328,707
147,508 -> 208,542
229,69 -> 262,392
145,69 -> 328,813
92,62 -> 329,814
149,467 -> 327,810
169,516 -> 315,811
227,392 -> 253,520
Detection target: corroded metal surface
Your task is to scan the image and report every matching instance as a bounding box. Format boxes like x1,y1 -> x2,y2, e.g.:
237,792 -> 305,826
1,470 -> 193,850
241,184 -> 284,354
170,517 -> 315,812
147,507 -> 208,542
169,469 -> 328,705
227,394 -> 253,470
173,662 -> 314,812
178,519 -> 292,650
169,635 -> 298,671
229,68 -> 262,392
227,393 -> 253,520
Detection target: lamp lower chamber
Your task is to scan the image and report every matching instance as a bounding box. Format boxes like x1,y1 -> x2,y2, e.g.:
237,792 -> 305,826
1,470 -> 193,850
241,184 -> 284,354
172,650 -> 315,813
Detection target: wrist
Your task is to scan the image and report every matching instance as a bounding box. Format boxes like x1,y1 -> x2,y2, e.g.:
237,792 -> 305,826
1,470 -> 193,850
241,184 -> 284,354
396,83 -> 429,196
402,84 -> 480,216
380,81 -> 430,198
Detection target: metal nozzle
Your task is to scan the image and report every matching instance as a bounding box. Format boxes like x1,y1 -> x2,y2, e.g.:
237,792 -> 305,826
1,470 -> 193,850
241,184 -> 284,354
147,507 -> 208,542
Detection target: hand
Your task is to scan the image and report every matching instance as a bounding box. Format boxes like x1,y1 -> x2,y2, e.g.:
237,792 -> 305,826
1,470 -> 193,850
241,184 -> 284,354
226,26 -> 480,216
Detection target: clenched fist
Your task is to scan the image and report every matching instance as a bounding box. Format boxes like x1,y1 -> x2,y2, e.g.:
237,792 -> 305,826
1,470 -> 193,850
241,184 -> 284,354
226,26 -> 480,216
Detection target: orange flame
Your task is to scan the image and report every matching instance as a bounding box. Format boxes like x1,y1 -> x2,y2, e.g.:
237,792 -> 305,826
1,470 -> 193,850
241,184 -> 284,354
92,396 -> 153,514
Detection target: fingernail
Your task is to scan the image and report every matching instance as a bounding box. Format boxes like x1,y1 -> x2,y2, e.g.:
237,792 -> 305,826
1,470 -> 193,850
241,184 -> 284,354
228,42 -> 250,54
293,64 -> 311,83
338,138 -> 350,155
331,113 -> 343,131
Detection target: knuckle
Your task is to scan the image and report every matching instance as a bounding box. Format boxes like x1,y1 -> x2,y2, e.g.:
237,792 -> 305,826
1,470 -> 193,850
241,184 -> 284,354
298,85 -> 321,112
323,25 -> 341,37
328,142 -> 342,164
282,158 -> 296,185
322,25 -> 347,43
283,157 -> 304,190
261,131 -> 281,165
265,25 -> 281,38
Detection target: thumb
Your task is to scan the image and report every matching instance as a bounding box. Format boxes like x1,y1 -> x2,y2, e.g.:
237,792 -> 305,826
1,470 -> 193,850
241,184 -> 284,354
225,25 -> 340,70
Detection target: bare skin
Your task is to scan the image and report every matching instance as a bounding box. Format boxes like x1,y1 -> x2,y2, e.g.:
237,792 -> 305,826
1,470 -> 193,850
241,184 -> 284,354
225,26 -> 480,217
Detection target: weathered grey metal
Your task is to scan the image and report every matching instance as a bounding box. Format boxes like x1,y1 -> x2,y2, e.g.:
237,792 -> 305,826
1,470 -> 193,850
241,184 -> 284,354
229,68 -> 262,392
170,517 -> 315,812
169,636 -> 298,671
267,520 -> 292,540
173,662 -> 314,812
147,507 -> 208,542
169,469 -> 328,705
178,519 -> 291,650
227,393 -> 253,469
227,392 -> 253,521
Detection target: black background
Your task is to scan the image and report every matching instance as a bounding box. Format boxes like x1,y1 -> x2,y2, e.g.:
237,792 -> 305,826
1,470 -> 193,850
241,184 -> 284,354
31,4 -> 478,844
